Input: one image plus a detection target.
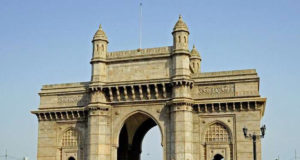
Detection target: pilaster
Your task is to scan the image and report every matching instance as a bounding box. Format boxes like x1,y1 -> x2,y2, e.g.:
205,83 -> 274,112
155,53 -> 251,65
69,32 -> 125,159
170,102 -> 194,160
87,89 -> 112,160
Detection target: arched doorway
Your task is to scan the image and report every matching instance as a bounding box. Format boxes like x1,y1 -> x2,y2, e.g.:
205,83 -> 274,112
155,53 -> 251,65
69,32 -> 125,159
213,154 -> 224,160
117,113 -> 162,160
68,157 -> 75,160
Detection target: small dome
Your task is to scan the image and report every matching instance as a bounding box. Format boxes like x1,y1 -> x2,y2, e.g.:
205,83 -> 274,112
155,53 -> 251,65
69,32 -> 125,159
173,15 -> 189,33
191,45 -> 201,57
93,24 -> 108,42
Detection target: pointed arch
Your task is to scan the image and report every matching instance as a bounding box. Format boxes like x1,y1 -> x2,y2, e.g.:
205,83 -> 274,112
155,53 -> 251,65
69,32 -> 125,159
101,44 -> 104,51
61,127 -> 81,147
202,120 -> 232,143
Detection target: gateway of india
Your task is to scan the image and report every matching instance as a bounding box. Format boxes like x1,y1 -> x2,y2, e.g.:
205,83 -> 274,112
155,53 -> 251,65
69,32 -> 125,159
32,15 -> 267,160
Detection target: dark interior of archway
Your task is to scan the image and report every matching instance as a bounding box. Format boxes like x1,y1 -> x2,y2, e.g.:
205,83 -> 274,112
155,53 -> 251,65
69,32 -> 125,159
117,116 -> 157,160
68,157 -> 75,160
213,154 -> 224,160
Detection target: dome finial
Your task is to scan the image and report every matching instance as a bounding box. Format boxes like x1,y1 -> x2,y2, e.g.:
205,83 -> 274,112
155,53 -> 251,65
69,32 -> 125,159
191,44 -> 201,57
93,24 -> 108,42
173,15 -> 189,34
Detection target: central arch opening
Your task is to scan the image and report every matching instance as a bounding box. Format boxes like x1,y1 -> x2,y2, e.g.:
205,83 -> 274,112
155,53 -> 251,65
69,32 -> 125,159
117,113 -> 162,160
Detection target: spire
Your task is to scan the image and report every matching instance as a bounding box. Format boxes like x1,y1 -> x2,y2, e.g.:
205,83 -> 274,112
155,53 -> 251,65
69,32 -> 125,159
191,44 -> 201,58
173,14 -> 189,34
93,24 -> 108,42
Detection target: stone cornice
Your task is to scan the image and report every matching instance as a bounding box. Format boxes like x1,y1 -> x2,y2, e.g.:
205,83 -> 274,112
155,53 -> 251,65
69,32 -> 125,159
192,69 -> 257,79
90,57 -> 106,63
31,108 -> 88,121
171,79 -> 194,87
106,54 -> 170,63
167,98 -> 194,106
193,97 -> 266,116
172,49 -> 190,56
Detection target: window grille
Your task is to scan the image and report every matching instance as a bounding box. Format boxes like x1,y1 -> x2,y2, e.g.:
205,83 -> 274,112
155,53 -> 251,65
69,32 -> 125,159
205,123 -> 230,142
62,129 -> 80,147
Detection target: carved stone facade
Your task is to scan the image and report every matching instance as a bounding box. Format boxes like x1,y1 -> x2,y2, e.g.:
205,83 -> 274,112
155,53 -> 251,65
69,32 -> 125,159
32,16 -> 266,160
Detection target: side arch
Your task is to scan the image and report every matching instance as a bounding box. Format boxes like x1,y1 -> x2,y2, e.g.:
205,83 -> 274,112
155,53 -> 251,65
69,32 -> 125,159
201,120 -> 233,143
60,127 -> 81,147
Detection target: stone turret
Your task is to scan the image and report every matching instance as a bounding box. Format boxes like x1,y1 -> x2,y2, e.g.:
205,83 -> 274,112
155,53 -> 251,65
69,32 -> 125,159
91,24 -> 108,82
172,15 -> 189,51
190,45 -> 201,74
171,15 -> 191,81
170,15 -> 194,160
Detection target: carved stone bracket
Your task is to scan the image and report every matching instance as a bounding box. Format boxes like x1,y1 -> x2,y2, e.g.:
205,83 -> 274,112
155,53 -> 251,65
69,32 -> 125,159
171,80 -> 194,88
31,109 -> 87,121
193,100 -> 266,114
100,82 -> 172,103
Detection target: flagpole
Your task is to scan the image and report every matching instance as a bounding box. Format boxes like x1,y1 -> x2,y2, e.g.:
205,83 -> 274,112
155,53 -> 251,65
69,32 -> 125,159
139,2 -> 142,50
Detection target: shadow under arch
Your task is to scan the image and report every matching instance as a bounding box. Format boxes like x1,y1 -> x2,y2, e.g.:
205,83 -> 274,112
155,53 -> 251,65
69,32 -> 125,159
116,110 -> 163,160
213,154 -> 224,160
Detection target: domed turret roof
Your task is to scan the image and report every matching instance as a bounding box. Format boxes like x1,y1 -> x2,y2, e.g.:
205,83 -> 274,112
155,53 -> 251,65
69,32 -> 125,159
173,15 -> 189,33
93,24 -> 108,42
191,45 -> 201,58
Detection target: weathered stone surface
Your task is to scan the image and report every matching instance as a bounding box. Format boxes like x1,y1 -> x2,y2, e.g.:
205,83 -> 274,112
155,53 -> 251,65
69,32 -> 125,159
32,16 -> 267,160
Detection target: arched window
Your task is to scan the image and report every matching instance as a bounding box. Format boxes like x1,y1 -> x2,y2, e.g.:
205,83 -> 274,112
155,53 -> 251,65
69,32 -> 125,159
184,36 -> 187,43
205,123 -> 230,143
101,44 -> 104,51
178,36 -> 181,43
96,44 -> 99,51
62,128 -> 80,147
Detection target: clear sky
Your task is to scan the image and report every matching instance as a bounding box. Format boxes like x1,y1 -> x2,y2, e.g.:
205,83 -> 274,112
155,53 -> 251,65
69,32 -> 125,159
0,0 -> 299,160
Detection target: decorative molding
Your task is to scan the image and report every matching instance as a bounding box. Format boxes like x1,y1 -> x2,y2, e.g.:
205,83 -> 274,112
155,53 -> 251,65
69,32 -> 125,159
193,100 -> 265,113
31,109 -> 87,121
57,95 -> 89,106
193,84 -> 234,99
106,46 -> 172,59
90,82 -> 172,103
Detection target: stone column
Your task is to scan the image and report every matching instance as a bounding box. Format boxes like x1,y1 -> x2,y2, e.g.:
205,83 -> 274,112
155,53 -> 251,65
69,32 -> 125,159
170,103 -> 193,160
87,90 -> 111,160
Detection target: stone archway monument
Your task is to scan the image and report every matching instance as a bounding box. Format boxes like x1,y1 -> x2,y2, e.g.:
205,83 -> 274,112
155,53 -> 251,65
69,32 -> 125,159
32,15 -> 267,160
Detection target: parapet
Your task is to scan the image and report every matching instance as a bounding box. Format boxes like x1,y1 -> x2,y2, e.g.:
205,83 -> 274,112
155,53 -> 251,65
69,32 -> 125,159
106,46 -> 173,60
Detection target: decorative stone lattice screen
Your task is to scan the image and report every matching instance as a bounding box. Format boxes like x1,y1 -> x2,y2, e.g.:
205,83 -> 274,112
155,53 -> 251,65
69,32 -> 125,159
205,123 -> 230,143
62,129 -> 80,147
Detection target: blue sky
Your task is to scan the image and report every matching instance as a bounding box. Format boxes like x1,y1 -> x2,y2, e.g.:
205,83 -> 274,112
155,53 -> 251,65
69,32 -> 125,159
0,0 -> 299,159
